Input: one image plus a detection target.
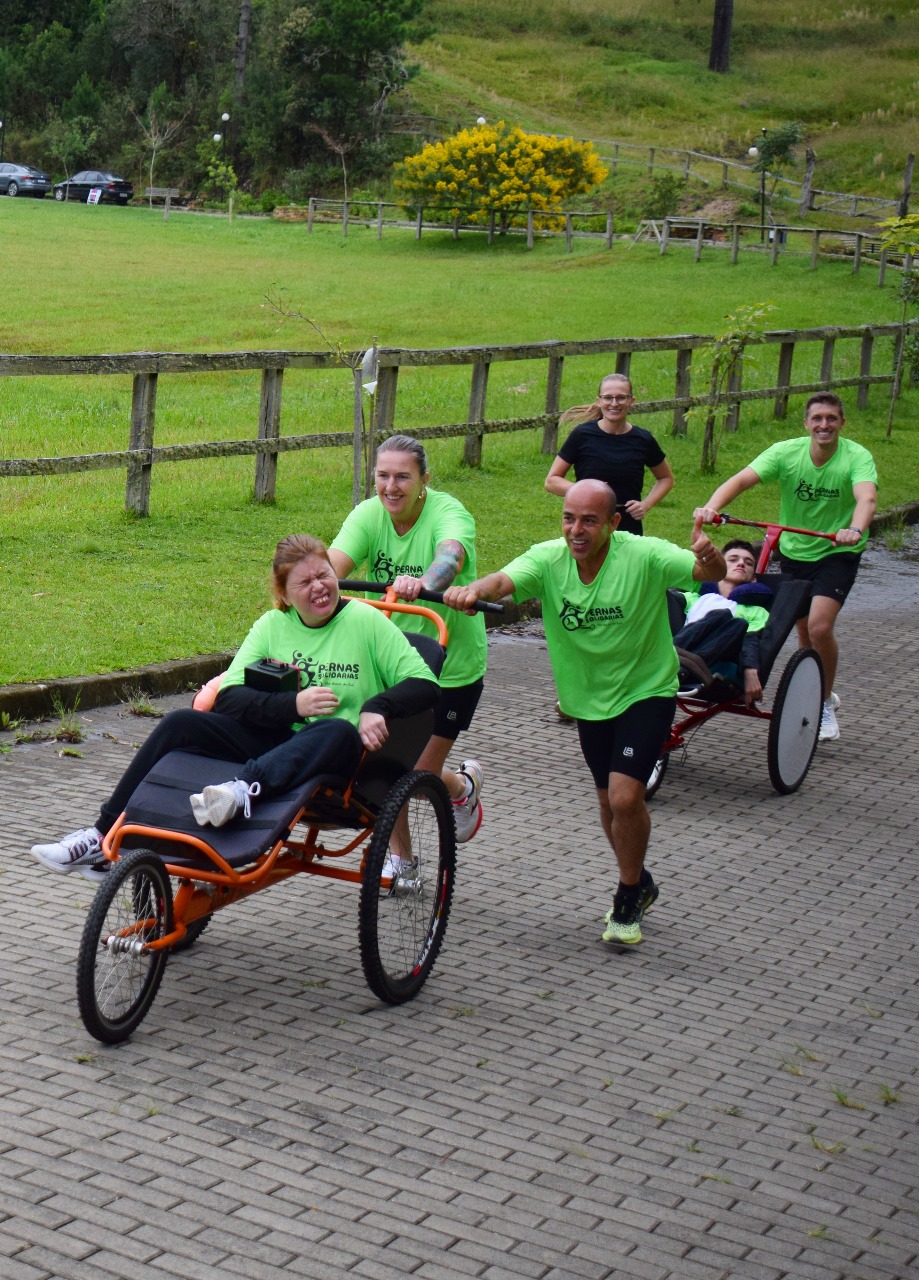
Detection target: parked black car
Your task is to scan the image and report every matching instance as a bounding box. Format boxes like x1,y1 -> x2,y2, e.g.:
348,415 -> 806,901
0,162 -> 52,197
52,171 -> 134,204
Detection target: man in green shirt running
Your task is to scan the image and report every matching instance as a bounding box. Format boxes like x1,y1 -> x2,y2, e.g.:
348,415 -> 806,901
695,393 -> 877,742
443,479 -> 725,946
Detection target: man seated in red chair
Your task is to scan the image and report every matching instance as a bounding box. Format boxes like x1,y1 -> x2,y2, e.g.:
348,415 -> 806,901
671,538 -> 773,707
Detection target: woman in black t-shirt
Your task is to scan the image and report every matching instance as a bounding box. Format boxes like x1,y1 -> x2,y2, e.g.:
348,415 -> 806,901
545,373 -> 674,535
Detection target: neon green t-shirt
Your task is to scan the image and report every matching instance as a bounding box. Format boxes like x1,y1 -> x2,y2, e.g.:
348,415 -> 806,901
222,599 -> 436,730
503,534 -> 697,720
748,437 -> 877,560
331,488 -> 487,688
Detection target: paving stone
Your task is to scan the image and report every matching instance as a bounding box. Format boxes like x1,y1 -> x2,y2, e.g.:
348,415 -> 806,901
1,536 -> 918,1280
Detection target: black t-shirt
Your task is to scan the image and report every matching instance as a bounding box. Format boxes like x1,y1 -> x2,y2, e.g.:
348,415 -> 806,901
557,421 -> 667,534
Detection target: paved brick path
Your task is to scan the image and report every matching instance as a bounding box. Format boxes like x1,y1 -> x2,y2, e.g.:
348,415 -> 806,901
2,537 -> 918,1280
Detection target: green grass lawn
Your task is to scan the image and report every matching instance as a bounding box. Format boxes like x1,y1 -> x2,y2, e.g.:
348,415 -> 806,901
2,198 -> 916,683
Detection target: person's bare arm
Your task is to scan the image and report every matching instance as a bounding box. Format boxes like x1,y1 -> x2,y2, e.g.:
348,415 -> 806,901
625,459 -> 674,522
328,547 -> 355,579
835,481 -> 877,546
443,571 -> 515,613
544,456 -> 573,498
694,467 -> 761,524
689,512 -> 727,582
393,539 -> 466,599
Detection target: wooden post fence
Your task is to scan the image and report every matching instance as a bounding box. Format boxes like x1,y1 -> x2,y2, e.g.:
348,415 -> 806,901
1,322 -> 913,513
255,368 -> 283,503
126,371 -> 157,516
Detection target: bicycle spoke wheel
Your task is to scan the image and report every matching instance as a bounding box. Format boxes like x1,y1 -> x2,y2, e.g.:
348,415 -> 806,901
767,648 -> 823,795
359,771 -> 456,1004
76,848 -> 173,1044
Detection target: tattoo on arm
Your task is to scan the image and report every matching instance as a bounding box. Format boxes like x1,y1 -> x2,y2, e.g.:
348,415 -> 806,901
421,540 -> 465,591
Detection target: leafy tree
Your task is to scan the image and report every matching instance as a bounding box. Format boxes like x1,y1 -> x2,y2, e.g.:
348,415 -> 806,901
750,122 -> 804,226
133,83 -> 186,202
694,303 -> 774,473
277,0 -> 423,180
43,114 -> 99,178
64,71 -> 103,120
395,122 -> 608,227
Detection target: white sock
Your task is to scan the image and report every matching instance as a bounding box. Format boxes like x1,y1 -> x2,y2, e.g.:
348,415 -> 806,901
455,775 -> 473,803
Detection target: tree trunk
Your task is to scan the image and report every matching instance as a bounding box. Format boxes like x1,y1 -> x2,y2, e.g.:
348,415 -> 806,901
708,0 -> 734,73
234,0 -> 252,102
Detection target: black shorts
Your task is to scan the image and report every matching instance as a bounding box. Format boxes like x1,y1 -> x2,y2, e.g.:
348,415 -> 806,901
577,696 -> 676,789
432,678 -> 484,741
779,551 -> 862,606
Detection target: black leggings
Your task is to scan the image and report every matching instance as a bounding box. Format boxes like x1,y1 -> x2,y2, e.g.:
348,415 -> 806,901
96,708 -> 361,834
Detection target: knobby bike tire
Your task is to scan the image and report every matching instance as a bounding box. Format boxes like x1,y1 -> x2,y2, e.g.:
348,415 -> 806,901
358,770 -> 456,1005
76,848 -> 173,1044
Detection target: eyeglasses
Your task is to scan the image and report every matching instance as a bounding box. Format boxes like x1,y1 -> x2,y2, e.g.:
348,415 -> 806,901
599,395 -> 631,404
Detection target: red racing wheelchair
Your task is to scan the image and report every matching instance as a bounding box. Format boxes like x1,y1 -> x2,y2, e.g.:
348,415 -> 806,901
646,515 -> 835,800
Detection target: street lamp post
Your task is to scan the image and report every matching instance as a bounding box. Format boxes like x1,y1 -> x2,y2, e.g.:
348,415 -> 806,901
220,112 -> 230,161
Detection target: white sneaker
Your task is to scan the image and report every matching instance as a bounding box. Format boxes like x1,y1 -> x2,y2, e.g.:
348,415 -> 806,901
819,700 -> 840,742
827,691 -> 840,711
31,827 -> 104,874
190,779 -> 261,827
452,759 -> 484,843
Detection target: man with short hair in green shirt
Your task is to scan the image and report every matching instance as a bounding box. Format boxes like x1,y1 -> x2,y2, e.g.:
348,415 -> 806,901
444,479 -> 726,945
695,393 -> 877,742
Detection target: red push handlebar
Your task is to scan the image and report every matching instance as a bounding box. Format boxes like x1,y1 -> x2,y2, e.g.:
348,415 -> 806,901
713,513 -> 837,575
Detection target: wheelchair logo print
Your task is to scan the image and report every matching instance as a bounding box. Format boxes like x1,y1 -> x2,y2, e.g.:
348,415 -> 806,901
559,598 -> 586,631
795,478 -> 840,503
292,652 -> 319,687
372,550 -> 395,583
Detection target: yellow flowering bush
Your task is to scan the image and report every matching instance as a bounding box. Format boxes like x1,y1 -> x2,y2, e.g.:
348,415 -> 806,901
395,122 -> 608,229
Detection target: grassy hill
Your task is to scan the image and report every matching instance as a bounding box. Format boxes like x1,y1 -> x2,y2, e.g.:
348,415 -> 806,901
401,0 -> 919,203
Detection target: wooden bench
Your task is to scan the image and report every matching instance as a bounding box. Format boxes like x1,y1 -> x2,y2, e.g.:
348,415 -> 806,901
145,187 -> 182,220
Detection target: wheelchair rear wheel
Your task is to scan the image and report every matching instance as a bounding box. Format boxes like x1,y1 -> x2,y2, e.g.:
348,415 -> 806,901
645,751 -> 669,801
359,770 -> 456,1004
76,848 -> 173,1044
767,648 -> 823,795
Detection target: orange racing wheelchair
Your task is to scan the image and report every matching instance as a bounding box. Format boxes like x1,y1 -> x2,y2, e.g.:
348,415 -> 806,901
75,586 -> 499,1044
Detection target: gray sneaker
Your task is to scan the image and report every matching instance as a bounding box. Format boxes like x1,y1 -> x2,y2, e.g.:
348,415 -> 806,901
190,779 -> 262,827
818,701 -> 840,742
453,759 -> 483,842
381,853 -> 419,895
31,827 -> 104,874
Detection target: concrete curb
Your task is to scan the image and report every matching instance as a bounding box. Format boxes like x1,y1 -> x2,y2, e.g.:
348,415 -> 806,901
0,600 -> 546,722
3,505 -> 915,723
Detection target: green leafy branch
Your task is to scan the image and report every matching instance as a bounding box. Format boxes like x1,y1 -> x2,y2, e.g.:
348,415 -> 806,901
693,302 -> 775,473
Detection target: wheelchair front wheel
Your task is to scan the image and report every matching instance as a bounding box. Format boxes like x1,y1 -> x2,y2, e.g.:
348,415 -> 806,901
767,648 -> 823,795
359,770 -> 456,1005
76,848 -> 173,1044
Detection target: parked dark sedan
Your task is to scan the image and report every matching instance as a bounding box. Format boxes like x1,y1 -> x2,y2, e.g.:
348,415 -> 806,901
52,170 -> 133,204
0,162 -> 52,197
